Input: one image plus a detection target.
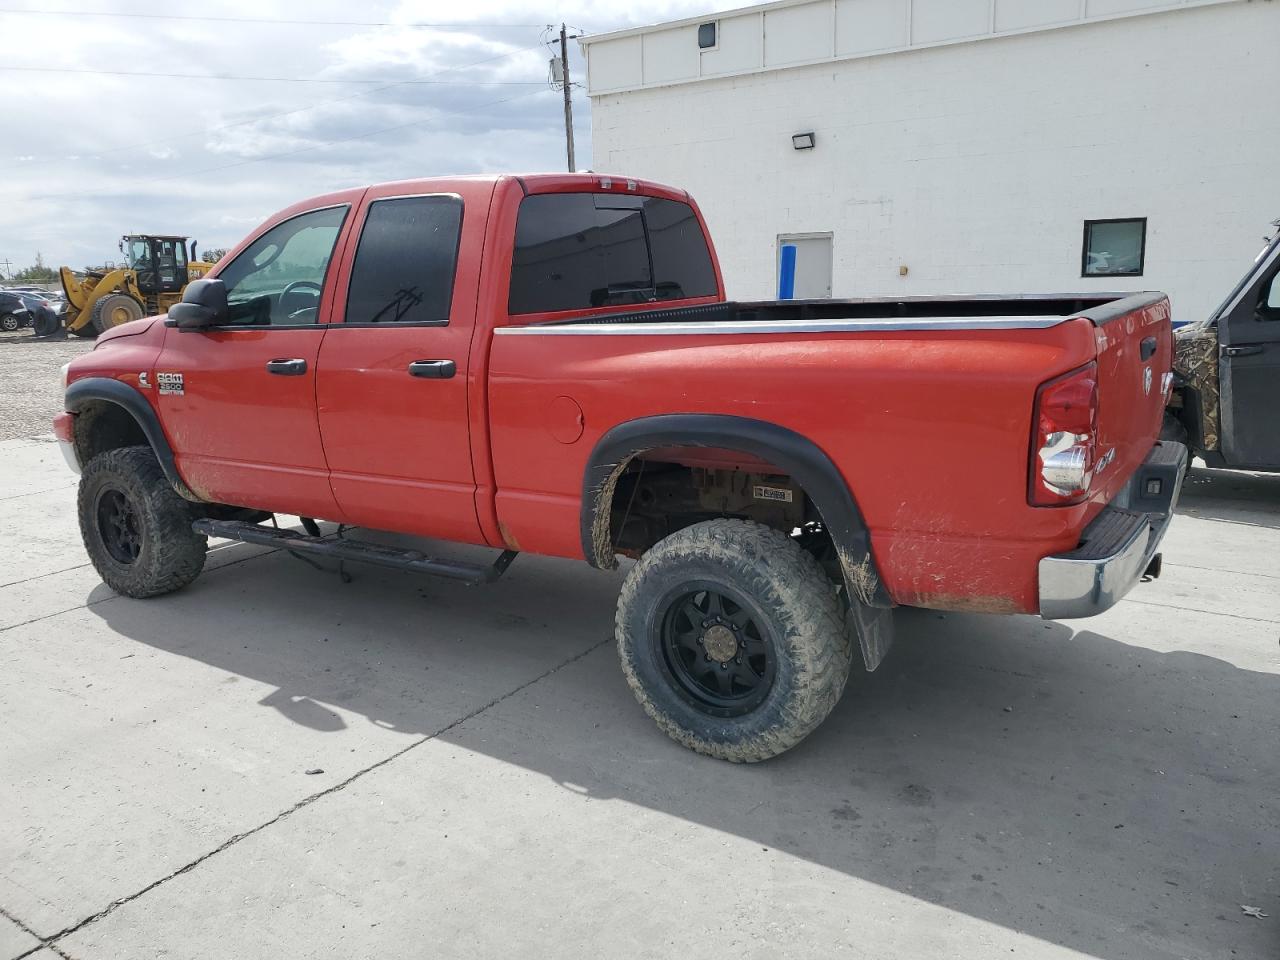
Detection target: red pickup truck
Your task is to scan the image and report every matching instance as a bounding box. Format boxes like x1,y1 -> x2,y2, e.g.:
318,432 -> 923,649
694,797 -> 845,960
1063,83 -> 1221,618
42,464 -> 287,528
55,173 -> 1185,761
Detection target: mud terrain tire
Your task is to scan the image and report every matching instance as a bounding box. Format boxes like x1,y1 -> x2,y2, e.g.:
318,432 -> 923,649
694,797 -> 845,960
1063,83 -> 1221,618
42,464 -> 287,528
1160,413 -> 1193,477
616,518 -> 852,762
78,446 -> 207,598
1160,412 -> 1189,446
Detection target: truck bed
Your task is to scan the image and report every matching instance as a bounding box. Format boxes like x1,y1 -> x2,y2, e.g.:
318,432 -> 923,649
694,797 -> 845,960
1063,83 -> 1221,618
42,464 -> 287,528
491,288 -> 1173,616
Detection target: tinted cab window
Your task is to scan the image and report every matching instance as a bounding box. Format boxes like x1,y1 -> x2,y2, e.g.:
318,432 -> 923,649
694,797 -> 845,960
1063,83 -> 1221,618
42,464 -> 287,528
217,206 -> 348,325
509,193 -> 717,314
344,196 -> 463,324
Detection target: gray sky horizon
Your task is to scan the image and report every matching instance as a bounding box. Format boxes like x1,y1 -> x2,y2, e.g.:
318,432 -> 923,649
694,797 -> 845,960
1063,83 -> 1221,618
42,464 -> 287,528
0,0 -> 733,274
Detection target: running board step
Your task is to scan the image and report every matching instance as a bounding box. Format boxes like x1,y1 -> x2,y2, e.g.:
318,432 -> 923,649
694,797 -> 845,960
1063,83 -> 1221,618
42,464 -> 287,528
193,519 -> 517,585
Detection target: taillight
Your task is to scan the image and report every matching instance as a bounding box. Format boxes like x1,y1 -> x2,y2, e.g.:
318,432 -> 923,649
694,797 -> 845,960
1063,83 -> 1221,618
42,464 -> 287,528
1029,362 -> 1098,506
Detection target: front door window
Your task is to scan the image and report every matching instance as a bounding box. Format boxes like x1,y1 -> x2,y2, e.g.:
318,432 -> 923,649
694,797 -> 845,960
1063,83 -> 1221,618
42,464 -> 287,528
1259,270 -> 1280,321
216,206 -> 348,325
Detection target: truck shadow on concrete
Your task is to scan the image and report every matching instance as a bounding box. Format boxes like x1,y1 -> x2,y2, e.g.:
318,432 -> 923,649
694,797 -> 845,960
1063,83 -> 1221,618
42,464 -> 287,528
1178,463 -> 1280,530
89,532 -> 1279,960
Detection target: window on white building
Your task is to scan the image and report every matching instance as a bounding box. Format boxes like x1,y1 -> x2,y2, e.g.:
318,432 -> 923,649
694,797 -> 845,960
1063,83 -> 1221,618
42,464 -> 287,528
697,22 -> 717,49
1082,218 -> 1146,277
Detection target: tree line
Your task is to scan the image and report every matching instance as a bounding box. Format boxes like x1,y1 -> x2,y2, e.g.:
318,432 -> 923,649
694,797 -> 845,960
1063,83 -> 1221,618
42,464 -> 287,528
3,248 -> 231,282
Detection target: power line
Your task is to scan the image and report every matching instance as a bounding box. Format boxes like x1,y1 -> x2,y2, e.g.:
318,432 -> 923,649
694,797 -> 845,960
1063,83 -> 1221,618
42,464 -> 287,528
0,8 -> 547,28
0,64 -> 545,84
7,87 -> 557,204
0,42 -> 545,172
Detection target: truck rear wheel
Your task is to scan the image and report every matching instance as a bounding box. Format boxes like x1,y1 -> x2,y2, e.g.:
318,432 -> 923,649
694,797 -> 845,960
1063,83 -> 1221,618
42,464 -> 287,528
1160,413 -> 1193,476
78,446 -> 207,598
615,519 -> 852,762
91,294 -> 144,334
1160,412 -> 1189,446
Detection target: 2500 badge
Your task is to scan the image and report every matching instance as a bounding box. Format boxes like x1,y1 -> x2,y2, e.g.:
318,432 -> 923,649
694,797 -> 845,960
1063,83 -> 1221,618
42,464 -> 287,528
156,372 -> 184,396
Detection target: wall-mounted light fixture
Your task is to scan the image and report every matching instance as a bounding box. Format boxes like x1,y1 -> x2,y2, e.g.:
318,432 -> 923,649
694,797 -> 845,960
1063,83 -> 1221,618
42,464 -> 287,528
792,132 -> 816,150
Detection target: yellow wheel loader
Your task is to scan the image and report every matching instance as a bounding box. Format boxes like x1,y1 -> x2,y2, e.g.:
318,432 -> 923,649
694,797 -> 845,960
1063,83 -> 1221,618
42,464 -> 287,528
60,235 -> 215,337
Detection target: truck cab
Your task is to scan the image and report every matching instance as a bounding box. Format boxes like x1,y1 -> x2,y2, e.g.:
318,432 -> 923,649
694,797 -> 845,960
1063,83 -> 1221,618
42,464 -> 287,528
121,235 -> 191,297
1167,221 -> 1280,471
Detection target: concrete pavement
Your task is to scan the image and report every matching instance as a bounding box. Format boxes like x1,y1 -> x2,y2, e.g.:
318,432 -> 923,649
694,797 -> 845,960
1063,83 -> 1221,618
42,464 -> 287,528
1,435 -> 1276,959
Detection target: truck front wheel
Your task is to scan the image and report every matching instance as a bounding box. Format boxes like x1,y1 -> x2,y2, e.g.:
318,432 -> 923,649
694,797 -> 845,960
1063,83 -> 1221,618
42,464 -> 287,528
78,446 -> 207,598
615,519 -> 852,762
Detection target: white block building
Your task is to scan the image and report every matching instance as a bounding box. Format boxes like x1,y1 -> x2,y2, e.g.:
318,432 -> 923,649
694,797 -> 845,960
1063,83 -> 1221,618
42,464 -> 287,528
581,0 -> 1279,320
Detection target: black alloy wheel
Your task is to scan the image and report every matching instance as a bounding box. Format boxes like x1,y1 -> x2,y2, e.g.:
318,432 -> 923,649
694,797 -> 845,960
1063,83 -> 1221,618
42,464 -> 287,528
96,487 -> 143,564
658,583 -> 776,716
615,518 -> 854,762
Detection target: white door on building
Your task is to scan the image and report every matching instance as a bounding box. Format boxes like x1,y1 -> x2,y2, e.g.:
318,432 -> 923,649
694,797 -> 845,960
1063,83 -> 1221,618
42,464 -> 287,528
777,233 -> 833,299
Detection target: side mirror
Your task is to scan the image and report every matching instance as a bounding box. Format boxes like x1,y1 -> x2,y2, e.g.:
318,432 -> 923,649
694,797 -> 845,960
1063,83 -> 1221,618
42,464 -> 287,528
169,278 -> 228,330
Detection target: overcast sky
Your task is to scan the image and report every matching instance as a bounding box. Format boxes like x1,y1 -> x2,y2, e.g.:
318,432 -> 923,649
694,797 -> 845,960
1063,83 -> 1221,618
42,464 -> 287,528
0,0 -> 733,274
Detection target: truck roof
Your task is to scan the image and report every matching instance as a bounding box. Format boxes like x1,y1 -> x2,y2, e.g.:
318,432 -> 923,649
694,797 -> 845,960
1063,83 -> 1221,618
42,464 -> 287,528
254,173 -> 699,243
352,172 -> 691,202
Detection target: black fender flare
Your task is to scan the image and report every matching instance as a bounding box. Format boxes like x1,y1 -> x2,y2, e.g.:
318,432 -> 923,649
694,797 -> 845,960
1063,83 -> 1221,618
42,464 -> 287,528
580,414 -> 892,610
65,377 -> 203,502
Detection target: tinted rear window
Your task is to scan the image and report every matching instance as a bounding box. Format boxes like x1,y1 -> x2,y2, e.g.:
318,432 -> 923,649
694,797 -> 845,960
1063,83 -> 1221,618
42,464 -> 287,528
509,193 -> 717,314
345,195 -> 462,324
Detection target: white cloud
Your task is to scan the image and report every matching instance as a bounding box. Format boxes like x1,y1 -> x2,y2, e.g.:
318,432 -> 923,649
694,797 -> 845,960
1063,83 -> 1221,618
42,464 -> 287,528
0,0 -> 731,273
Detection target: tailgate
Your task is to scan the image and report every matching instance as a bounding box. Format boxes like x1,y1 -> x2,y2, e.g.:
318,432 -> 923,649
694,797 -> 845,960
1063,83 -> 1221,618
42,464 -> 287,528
1083,294 -> 1173,508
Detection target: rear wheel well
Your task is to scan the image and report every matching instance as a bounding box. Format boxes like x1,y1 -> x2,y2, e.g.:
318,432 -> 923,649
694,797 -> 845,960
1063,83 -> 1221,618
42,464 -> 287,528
606,453 -> 843,584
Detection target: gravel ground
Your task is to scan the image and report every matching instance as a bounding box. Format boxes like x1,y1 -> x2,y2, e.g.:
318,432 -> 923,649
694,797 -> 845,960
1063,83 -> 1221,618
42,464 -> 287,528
0,330 -> 94,441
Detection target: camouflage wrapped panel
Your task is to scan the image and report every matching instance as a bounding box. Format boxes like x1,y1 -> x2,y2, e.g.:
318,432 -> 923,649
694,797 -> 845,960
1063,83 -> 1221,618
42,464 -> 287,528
1173,326 -> 1220,450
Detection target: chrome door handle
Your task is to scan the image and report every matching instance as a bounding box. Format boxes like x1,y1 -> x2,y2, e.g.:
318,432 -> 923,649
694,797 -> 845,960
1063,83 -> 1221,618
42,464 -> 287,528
1222,345 -> 1263,357
265,358 -> 308,375
407,360 -> 456,379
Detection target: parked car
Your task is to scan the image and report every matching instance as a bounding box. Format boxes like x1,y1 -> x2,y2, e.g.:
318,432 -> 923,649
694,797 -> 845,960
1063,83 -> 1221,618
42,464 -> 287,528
15,290 -> 54,310
0,290 -> 33,331
1,289 -> 65,333
1164,220 -> 1280,472
54,174 -> 1183,761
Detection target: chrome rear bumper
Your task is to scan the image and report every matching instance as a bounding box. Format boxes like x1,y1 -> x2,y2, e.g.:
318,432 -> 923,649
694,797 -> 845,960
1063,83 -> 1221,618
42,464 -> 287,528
1039,440 -> 1187,619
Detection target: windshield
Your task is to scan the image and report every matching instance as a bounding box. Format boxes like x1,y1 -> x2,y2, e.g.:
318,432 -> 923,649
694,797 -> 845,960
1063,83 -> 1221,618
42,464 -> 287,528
125,239 -> 151,270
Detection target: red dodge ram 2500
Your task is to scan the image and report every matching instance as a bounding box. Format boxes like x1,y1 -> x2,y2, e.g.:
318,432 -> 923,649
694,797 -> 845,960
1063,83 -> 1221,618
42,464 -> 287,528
55,174 -> 1185,761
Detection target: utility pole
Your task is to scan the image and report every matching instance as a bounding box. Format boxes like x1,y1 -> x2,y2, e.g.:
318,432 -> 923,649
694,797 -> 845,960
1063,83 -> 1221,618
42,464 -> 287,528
559,23 -> 576,173
0,259 -> 11,281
